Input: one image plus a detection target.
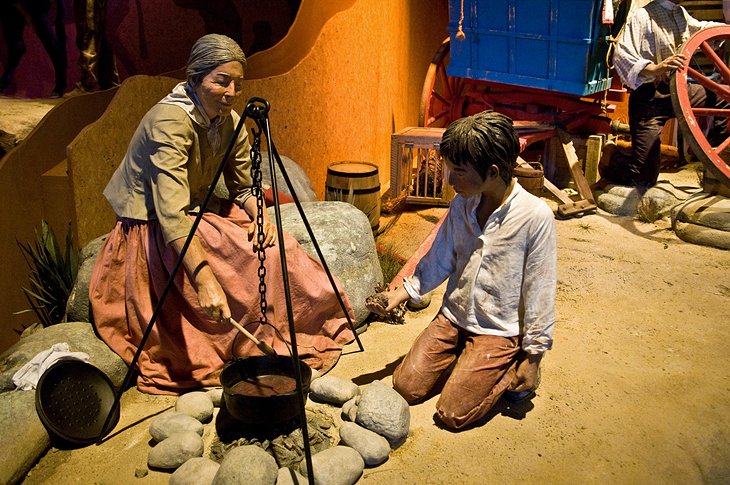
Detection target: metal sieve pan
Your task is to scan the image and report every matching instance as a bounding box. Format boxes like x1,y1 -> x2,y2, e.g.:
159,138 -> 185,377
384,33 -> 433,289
35,360 -> 120,446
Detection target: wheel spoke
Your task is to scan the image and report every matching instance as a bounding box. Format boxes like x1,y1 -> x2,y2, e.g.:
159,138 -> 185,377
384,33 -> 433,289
699,40 -> 730,85
432,109 -> 449,123
691,107 -> 730,117
432,91 -> 449,105
687,66 -> 730,102
713,134 -> 730,154
437,63 -> 452,99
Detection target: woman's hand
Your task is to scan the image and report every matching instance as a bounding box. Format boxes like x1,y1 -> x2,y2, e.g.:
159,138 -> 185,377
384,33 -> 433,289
172,235 -> 231,322
247,214 -> 276,249
509,353 -> 543,392
195,270 -> 231,322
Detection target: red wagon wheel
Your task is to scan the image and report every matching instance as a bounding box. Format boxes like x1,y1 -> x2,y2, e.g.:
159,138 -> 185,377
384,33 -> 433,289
671,25 -> 730,186
419,38 -> 473,127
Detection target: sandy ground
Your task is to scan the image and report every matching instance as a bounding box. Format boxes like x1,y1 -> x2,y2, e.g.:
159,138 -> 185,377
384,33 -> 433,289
16,164 -> 730,484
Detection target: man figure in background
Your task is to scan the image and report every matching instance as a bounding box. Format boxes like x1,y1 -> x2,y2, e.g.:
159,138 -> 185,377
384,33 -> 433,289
600,0 -> 725,188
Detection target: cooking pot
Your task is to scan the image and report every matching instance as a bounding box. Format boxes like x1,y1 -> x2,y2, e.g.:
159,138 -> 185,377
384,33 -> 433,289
220,355 -> 311,425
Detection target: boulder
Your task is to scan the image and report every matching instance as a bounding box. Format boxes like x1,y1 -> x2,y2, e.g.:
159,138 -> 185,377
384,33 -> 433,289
149,412 -> 204,442
169,457 -> 220,485
273,201 -> 384,326
339,421 -> 390,466
0,322 -> 127,392
213,445 -> 278,485
260,153 -> 318,203
0,390 -> 51,485
66,234 -> 107,323
309,375 -> 360,406
148,431 -> 204,470
175,391 -> 214,423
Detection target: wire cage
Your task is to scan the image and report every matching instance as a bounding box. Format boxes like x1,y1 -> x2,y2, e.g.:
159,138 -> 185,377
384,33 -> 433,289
390,127 -> 454,206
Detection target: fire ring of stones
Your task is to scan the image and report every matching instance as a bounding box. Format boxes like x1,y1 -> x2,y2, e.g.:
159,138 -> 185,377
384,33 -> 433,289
145,375 -> 410,485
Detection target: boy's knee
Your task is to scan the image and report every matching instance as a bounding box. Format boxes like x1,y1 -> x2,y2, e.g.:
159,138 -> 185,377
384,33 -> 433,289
392,370 -> 426,404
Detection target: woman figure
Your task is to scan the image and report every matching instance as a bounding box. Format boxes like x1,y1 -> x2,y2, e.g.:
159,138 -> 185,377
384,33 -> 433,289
89,34 -> 354,394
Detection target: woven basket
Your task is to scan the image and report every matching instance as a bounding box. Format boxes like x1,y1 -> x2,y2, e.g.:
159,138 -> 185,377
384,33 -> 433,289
514,162 -> 544,196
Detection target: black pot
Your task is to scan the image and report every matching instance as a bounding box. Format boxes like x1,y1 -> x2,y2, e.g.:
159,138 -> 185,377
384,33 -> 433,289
220,355 -> 311,425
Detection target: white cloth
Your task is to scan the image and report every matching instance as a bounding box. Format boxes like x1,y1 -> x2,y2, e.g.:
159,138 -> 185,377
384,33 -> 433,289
403,181 -> 557,354
613,0 -> 725,90
159,82 -> 226,153
12,343 -> 90,390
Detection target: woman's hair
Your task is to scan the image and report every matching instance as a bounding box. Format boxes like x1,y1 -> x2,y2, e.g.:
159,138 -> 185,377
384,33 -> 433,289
186,34 -> 247,88
440,110 -> 520,185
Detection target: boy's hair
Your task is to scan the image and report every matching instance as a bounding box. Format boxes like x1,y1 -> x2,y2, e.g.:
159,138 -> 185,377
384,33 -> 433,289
440,111 -> 520,185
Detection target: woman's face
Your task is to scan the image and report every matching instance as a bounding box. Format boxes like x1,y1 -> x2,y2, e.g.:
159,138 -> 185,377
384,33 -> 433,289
194,61 -> 244,119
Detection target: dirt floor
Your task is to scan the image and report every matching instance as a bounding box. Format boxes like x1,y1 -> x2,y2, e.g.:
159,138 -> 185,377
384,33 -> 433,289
4,99 -> 730,483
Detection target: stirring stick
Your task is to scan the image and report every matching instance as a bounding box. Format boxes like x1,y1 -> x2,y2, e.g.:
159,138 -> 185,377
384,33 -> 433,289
225,317 -> 278,356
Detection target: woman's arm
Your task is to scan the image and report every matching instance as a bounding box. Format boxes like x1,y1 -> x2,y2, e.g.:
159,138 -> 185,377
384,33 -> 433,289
171,235 -> 231,322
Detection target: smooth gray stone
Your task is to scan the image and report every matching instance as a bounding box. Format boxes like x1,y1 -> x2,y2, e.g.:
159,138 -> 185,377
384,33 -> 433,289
212,445 -> 278,485
355,380 -> 410,448
0,390 -> 50,485
149,412 -> 204,442
309,375 -> 360,406
299,445 -> 364,485
339,421 -> 390,466
65,234 -> 107,323
0,321 -> 127,392
341,396 -> 358,422
148,431 -> 204,470
207,387 -> 223,407
176,391 -> 214,423
169,457 -> 220,485
277,467 -> 307,485
261,153 -> 318,202
272,201 -> 384,326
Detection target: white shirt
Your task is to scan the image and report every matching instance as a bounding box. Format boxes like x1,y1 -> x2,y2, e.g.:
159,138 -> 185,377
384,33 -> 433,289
614,0 -> 723,90
403,182 -> 557,354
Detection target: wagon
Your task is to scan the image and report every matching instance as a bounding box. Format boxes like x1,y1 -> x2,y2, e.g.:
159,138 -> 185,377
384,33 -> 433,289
415,0 -> 730,206
410,0 -> 632,217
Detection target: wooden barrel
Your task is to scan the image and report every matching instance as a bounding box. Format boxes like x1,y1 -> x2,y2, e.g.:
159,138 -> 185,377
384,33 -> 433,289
514,162 -> 544,196
325,161 -> 381,231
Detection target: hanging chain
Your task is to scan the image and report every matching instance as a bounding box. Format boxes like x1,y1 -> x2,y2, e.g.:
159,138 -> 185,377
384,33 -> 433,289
249,126 -> 269,327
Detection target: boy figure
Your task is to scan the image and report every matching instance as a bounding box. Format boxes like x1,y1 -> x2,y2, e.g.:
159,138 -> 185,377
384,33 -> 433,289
367,111 -> 556,430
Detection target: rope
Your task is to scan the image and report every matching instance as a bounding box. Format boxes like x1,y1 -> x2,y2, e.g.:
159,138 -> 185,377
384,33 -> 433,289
456,0 -> 466,40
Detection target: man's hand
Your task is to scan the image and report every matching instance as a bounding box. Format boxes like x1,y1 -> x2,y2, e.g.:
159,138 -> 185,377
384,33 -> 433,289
366,286 -> 410,315
644,53 -> 688,79
509,352 -> 543,392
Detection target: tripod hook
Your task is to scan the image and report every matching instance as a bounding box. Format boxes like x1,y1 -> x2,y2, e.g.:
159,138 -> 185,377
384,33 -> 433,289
244,97 -> 270,119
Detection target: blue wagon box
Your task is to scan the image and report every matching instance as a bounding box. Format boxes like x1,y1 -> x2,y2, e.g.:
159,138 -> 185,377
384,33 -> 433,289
448,0 -> 614,96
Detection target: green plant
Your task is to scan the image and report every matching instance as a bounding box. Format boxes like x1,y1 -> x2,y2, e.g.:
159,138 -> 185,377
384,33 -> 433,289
16,221 -> 78,328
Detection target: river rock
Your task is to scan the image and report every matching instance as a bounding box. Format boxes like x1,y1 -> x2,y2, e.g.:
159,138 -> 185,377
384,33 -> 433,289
65,234 -> 107,322
277,467 -> 308,485
273,201 -> 383,327
299,445 -> 364,485
309,375 -> 360,405
0,390 -> 50,485
339,421 -> 390,466
0,321 -> 127,392
341,396 -> 358,422
176,391 -> 214,422
207,387 -> 223,406
169,457 -> 220,485
149,412 -> 204,442
148,431 -> 204,470
355,380 -> 410,448
212,445 -> 278,485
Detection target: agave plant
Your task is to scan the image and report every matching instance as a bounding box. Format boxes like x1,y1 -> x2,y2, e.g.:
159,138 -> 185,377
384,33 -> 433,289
16,221 -> 78,328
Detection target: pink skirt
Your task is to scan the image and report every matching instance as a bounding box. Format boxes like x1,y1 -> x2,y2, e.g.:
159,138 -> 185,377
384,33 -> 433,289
89,203 -> 355,394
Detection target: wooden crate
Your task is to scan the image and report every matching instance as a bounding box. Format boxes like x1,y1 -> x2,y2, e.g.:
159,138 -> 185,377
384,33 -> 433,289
390,127 -> 454,206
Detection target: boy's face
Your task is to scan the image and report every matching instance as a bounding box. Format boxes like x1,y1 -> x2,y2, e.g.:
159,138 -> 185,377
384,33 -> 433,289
445,158 -> 493,196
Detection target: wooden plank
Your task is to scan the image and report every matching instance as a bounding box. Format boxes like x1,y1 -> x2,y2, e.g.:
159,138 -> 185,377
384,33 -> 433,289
557,129 -> 596,205
585,135 -> 602,186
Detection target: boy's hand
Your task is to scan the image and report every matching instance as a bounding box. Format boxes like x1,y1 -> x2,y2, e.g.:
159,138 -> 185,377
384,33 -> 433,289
366,286 -> 410,315
509,353 -> 543,392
